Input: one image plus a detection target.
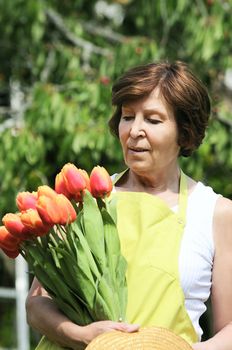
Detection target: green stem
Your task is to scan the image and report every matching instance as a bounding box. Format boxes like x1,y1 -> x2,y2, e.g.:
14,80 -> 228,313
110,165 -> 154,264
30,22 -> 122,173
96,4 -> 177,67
104,197 -> 110,213
35,237 -> 46,253
56,225 -> 66,241
36,236 -> 43,247
71,199 -> 80,214
19,248 -> 26,260
55,225 -> 73,252
49,231 -> 59,247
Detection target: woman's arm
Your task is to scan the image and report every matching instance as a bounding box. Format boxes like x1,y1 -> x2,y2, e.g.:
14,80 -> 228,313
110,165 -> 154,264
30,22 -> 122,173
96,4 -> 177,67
26,278 -> 139,349
192,197 -> 232,350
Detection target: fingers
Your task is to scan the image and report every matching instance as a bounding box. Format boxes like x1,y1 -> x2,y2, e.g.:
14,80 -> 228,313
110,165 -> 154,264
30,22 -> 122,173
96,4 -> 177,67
114,322 -> 140,333
82,320 -> 140,345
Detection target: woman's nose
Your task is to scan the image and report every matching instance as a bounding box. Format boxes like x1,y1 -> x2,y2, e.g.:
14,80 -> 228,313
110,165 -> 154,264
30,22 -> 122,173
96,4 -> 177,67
129,118 -> 145,138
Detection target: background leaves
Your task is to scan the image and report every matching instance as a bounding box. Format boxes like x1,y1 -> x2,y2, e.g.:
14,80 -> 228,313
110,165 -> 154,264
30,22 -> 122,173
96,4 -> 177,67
0,0 -> 231,347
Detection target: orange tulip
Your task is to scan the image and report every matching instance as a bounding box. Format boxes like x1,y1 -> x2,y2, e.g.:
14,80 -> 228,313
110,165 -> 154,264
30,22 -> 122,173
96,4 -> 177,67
16,191 -> 38,212
36,195 -> 60,225
21,209 -> 51,236
37,185 -> 57,199
55,172 -> 71,199
36,194 -> 76,225
2,213 -> 30,240
0,226 -> 20,251
60,163 -> 90,201
90,166 -> 113,198
55,194 -> 77,225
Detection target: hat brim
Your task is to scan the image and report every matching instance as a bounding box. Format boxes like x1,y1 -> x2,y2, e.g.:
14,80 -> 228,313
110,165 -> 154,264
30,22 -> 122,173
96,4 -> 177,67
86,326 -> 193,350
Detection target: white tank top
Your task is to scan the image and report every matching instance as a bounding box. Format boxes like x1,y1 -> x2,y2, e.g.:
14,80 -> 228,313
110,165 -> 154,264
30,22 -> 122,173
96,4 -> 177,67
179,181 -> 219,339
112,175 -> 219,340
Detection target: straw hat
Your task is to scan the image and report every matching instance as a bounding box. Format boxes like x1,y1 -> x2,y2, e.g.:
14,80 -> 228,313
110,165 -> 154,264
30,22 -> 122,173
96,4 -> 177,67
86,326 -> 193,350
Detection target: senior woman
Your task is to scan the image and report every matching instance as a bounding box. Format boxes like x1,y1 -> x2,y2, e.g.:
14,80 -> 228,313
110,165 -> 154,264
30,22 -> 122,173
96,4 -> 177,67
26,61 -> 232,350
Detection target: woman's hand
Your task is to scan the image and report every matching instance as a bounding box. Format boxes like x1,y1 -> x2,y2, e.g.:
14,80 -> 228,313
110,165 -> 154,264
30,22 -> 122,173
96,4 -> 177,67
81,320 -> 140,345
192,342 -> 208,350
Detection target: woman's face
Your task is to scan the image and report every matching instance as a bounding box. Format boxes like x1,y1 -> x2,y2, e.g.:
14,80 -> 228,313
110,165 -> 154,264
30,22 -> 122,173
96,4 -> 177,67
118,88 -> 180,175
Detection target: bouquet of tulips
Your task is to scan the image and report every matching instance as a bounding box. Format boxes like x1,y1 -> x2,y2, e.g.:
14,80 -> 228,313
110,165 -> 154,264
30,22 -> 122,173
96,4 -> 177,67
0,163 -> 127,325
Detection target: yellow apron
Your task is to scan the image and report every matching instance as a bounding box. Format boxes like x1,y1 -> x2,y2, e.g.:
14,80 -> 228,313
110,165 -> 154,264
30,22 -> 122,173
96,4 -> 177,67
35,170 -> 197,349
115,170 -> 198,344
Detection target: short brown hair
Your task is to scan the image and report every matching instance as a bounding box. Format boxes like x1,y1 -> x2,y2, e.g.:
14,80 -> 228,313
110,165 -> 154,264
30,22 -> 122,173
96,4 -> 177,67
108,61 -> 211,157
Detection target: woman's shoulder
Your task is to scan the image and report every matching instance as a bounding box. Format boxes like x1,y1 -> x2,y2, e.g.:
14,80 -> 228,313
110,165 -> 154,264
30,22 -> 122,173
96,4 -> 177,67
214,196 -> 232,223
187,175 -> 220,203
212,195 -> 232,250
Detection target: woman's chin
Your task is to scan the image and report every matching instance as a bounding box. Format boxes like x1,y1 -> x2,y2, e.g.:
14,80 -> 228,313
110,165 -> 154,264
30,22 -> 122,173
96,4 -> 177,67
127,162 -> 151,175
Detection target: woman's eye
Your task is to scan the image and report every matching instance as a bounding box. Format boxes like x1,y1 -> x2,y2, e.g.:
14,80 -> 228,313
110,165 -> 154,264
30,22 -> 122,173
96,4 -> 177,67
122,116 -> 134,121
147,119 -> 162,124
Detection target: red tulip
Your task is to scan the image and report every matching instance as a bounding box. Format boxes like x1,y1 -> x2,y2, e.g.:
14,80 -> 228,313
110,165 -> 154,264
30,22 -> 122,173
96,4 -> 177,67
36,194 -> 76,225
59,163 -> 90,202
2,213 -> 30,240
90,166 -> 113,198
1,247 -> 20,258
21,209 -> 51,236
63,163 -> 89,193
16,191 -> 38,212
62,163 -> 86,194
0,226 -> 20,251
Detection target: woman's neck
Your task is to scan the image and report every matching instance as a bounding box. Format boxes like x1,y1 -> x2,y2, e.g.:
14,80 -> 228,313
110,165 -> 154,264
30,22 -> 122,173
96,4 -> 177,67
116,164 -> 181,195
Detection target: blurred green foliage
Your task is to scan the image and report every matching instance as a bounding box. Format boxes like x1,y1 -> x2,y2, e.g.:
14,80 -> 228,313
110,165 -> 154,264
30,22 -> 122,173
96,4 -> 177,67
0,299 -> 17,348
0,0 -> 232,347
0,0 -> 231,220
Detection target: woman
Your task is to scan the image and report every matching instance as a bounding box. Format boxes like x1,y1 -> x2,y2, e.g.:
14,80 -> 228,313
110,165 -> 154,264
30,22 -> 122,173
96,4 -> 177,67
26,61 -> 232,350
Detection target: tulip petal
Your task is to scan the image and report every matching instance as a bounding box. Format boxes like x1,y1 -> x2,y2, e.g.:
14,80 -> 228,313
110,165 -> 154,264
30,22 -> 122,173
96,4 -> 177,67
2,213 -> 30,240
0,226 -> 20,251
37,185 -> 57,199
1,247 -> 20,258
36,195 -> 60,225
16,191 -> 38,212
60,163 -> 90,201
55,194 -> 77,225
90,166 -> 113,198
21,209 -> 51,236
55,173 -> 71,199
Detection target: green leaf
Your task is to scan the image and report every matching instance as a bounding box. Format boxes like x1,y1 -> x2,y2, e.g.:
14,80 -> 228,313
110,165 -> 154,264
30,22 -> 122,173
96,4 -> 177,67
52,296 -> 92,326
48,244 -> 61,268
96,272 -> 118,321
101,207 -> 121,286
25,242 -> 47,267
68,221 -> 100,279
60,247 -> 96,309
107,195 -> 118,224
82,191 -> 106,272
116,255 -> 128,320
93,290 -> 112,321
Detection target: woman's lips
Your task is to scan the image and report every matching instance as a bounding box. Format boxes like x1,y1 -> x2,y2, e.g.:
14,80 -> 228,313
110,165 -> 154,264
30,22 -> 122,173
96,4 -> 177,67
128,147 -> 149,153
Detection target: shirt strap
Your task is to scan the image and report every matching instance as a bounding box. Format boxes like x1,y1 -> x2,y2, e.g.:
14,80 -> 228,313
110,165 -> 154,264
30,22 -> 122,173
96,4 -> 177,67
177,170 -> 188,226
112,168 -> 129,185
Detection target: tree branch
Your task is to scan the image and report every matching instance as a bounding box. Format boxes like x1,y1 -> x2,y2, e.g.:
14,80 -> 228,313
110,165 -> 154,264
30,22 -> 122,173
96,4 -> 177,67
81,21 -> 125,43
40,49 -> 56,83
46,9 -> 112,57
